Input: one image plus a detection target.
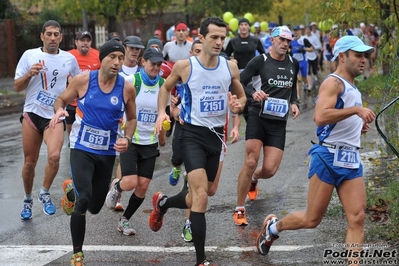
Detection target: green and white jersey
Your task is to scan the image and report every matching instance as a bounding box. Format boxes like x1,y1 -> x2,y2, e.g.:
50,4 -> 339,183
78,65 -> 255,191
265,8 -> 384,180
126,73 -> 164,145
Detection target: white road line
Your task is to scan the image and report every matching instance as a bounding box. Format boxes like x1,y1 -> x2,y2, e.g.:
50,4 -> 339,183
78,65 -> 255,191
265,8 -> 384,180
0,245 -> 313,266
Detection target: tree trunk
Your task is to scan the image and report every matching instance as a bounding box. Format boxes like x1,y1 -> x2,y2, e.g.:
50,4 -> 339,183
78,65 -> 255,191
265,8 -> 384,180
108,15 -> 118,33
380,2 -> 391,75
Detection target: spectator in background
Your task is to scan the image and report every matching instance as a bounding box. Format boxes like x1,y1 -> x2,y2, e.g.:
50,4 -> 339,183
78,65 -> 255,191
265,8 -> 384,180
310,21 -> 323,71
154,29 -> 165,44
108,32 -> 122,42
253,22 -> 266,39
260,22 -> 277,54
191,29 -> 199,41
299,24 -> 305,36
163,22 -> 193,63
304,26 -> 322,89
340,21 -> 353,36
119,36 -> 145,78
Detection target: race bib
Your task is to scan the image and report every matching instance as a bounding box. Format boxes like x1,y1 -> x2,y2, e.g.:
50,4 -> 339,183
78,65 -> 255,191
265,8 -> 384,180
80,124 -> 111,150
333,143 -> 360,169
35,90 -> 57,110
198,94 -> 226,117
137,109 -> 157,125
262,97 -> 288,117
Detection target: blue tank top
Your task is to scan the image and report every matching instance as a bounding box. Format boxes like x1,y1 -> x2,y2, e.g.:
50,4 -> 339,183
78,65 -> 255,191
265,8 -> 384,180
290,37 -> 306,62
69,71 -> 126,155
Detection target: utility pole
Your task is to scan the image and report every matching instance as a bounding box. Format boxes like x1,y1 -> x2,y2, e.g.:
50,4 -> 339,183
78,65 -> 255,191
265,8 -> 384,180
82,0 -> 88,30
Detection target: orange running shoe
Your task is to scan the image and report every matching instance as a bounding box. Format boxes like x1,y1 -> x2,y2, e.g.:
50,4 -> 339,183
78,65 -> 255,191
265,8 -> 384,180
247,180 -> 258,201
233,208 -> 248,226
61,179 -> 75,215
148,192 -> 167,232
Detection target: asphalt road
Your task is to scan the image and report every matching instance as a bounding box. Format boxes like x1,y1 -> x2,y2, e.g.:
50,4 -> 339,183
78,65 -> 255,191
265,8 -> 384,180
0,96 -> 396,265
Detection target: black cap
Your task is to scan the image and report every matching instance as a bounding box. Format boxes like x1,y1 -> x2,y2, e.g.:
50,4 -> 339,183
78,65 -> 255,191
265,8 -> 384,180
238,18 -> 250,26
123,36 -> 145,49
76,31 -> 92,40
108,32 -> 122,41
143,47 -> 164,63
99,39 -> 126,61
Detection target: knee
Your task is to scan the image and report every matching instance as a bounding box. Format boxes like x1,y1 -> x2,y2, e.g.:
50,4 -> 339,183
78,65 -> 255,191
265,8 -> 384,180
261,167 -> 277,179
120,177 -> 137,191
24,160 -> 37,171
347,210 -> 365,228
74,197 -> 89,215
244,157 -> 258,172
194,191 -> 208,208
47,152 -> 61,165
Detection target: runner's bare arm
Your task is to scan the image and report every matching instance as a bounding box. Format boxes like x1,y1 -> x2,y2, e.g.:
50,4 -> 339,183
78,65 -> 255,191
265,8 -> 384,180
124,80 -> 137,139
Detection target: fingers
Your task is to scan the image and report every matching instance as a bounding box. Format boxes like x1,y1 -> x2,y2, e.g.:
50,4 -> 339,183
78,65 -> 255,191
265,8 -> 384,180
29,63 -> 43,77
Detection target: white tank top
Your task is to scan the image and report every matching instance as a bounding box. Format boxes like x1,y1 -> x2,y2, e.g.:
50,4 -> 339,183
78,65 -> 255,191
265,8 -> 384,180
317,74 -> 364,148
178,56 -> 232,128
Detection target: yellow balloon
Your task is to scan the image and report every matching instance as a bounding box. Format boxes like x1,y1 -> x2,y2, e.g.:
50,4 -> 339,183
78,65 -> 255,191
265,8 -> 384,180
244,13 -> 254,24
223,12 -> 234,24
229,18 -> 239,32
318,21 -> 323,31
326,19 -> 334,30
260,21 -> 268,32
250,25 -> 256,33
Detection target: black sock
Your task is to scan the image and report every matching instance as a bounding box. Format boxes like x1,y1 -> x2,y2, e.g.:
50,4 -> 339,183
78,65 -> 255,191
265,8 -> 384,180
161,190 -> 188,212
67,189 -> 75,202
123,193 -> 144,220
115,180 -> 122,192
71,214 -> 86,254
190,211 -> 206,264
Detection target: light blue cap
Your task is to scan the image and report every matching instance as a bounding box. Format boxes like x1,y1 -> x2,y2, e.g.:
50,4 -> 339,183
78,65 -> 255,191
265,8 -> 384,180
271,26 -> 293,40
332,35 -> 374,61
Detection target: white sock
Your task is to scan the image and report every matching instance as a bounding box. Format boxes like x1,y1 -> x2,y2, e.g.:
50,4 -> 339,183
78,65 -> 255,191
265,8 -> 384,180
24,194 -> 32,201
40,187 -> 49,195
235,206 -> 245,212
269,222 -> 279,236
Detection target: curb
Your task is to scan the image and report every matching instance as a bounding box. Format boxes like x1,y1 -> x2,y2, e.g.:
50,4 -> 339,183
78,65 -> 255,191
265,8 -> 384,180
0,94 -> 25,116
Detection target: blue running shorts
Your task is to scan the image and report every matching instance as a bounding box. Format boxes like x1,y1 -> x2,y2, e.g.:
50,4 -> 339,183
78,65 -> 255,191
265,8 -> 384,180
308,145 -> 363,186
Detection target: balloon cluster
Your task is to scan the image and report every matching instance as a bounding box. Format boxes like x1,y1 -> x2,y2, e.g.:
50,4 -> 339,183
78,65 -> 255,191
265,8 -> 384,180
317,19 -> 335,31
222,12 -> 268,32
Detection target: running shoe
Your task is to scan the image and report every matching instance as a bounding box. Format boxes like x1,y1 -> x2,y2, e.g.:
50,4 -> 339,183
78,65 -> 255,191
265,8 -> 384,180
105,178 -> 122,209
247,180 -> 258,201
181,172 -> 188,192
20,199 -> 33,220
38,192 -> 56,215
114,198 -> 124,212
70,251 -> 85,266
148,192 -> 167,232
169,167 -> 182,186
118,217 -> 136,236
196,259 -> 217,266
256,214 -> 279,255
233,208 -> 248,226
181,222 -> 193,242
62,179 -> 75,215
